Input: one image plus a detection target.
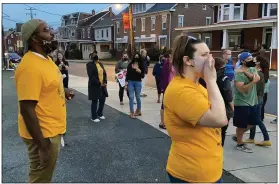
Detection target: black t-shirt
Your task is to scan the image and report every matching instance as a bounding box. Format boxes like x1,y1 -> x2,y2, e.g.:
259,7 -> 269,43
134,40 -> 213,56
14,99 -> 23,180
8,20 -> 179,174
126,61 -> 145,82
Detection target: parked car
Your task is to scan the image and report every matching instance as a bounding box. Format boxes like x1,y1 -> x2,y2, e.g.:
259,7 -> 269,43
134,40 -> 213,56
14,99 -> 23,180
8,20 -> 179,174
4,52 -> 21,69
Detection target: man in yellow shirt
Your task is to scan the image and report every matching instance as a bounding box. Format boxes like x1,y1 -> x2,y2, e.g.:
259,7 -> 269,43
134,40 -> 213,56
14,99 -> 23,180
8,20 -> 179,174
15,19 -> 75,183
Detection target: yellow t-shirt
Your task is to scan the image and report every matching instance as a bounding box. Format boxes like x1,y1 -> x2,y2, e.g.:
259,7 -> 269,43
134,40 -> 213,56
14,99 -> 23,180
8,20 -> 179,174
96,62 -> 104,85
164,76 -> 223,183
15,51 -> 66,139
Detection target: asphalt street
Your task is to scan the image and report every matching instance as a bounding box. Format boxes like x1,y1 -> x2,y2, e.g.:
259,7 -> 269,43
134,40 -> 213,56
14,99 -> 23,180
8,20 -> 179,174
3,70 -> 243,183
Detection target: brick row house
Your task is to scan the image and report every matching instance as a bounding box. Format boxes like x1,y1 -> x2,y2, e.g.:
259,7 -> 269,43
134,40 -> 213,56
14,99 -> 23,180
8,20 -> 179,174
112,3 -> 213,57
176,3 -> 278,70
4,23 -> 23,53
57,8 -> 114,59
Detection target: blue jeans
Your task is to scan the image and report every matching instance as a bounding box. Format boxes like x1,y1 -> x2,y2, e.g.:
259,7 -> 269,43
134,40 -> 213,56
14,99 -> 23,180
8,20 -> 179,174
127,81 -> 142,113
168,173 -> 223,183
249,102 -> 270,141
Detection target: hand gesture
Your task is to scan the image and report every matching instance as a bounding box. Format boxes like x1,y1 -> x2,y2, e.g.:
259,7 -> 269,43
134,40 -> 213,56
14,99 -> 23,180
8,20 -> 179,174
235,68 -> 244,73
252,74 -> 260,83
203,54 -> 216,83
132,63 -> 139,70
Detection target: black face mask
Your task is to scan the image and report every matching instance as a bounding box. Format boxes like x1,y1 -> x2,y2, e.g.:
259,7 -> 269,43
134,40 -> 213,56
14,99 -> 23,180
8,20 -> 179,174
123,58 -> 128,61
217,67 -> 226,79
245,61 -> 256,68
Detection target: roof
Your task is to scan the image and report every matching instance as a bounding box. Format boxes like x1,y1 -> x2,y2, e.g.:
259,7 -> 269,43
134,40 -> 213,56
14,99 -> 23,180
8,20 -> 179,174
113,3 -> 176,20
93,17 -> 113,28
79,11 -> 109,27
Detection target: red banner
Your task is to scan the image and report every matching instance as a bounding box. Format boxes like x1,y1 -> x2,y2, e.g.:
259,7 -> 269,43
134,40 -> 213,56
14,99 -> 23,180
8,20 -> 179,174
122,13 -> 130,30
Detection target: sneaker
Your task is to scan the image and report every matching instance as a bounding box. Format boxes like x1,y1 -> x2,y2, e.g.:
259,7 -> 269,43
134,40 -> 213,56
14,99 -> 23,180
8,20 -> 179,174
270,119 -> 277,124
134,101 -> 137,105
255,140 -> 272,147
91,118 -> 100,122
120,102 -> 124,105
236,144 -> 253,153
243,139 -> 255,144
99,116 -> 105,120
140,94 -> 147,97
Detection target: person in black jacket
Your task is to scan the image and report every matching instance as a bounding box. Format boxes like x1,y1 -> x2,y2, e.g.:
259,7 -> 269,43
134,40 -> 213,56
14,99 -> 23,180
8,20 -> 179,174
125,53 -> 145,119
215,57 -> 234,147
86,53 -> 108,122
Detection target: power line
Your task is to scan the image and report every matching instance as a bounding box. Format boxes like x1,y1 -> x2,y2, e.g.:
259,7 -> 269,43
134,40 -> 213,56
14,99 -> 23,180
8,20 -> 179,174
23,4 -> 63,16
25,7 -> 36,19
3,17 -> 22,23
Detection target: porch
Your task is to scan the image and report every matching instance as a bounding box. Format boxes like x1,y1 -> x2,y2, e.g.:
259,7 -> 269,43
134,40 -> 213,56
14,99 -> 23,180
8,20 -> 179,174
175,18 -> 278,70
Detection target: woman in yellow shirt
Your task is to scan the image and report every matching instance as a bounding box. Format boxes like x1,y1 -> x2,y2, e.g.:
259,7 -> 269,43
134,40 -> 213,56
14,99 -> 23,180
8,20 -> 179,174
164,35 -> 228,183
86,53 -> 108,122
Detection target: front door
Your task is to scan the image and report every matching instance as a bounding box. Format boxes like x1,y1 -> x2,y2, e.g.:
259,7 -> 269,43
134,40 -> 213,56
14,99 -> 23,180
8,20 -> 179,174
82,44 -> 93,60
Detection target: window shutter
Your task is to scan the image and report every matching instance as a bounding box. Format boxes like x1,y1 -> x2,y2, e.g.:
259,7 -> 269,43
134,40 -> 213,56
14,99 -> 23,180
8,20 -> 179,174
214,6 -> 218,23
258,4 -> 263,18
243,4 -> 248,20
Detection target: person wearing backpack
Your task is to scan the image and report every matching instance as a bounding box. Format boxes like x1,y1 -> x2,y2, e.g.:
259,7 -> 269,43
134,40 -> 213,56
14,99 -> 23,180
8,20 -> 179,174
215,57 -> 234,146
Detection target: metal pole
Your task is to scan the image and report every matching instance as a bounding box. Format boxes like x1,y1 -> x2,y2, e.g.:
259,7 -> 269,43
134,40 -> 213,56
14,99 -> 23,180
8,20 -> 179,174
129,3 -> 135,57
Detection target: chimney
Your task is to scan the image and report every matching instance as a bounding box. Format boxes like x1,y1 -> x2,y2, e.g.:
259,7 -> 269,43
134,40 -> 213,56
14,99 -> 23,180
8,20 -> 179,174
92,9 -> 95,16
109,7 -> 113,17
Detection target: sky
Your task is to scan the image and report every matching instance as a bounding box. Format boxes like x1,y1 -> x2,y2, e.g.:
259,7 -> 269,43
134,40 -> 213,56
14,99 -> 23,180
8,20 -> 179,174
2,3 -> 128,30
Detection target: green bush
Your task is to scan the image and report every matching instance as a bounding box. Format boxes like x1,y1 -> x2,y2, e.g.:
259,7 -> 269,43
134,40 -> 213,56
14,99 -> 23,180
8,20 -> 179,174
109,49 -> 117,58
68,49 -> 82,59
146,48 -> 161,61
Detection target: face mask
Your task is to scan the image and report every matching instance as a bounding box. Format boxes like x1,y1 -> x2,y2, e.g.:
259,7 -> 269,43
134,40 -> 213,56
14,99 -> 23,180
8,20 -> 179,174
228,56 -> 232,60
123,58 -> 128,61
217,67 -> 225,78
245,61 -> 256,68
191,56 -> 206,78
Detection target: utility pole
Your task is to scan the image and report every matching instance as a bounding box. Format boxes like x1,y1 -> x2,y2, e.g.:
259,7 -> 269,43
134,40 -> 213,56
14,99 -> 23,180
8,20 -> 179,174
2,13 -> 10,69
26,7 -> 36,19
128,3 -> 135,57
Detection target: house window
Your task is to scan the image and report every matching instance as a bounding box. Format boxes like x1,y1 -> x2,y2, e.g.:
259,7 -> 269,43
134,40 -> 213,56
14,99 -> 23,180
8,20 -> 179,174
204,37 -> 211,47
101,30 -> 104,38
96,30 -> 100,39
71,30 -> 75,37
162,15 -> 167,30
100,45 -> 110,52
124,28 -> 127,33
116,22 -> 120,34
233,4 -> 241,20
82,29 -> 85,38
133,4 -> 146,14
263,3 -> 277,17
206,17 -> 211,25
178,15 -> 184,28
106,29 -> 109,37
11,34 -> 13,38
202,4 -> 207,10
185,4 -> 188,8
228,35 -> 241,47
133,19 -> 136,32
151,16 -> 156,30
8,39 -> 11,45
141,18 -> 145,32
218,4 -> 244,22
270,4 -> 277,16
87,28 -> 90,38
223,4 -> 230,21
159,36 -> 167,49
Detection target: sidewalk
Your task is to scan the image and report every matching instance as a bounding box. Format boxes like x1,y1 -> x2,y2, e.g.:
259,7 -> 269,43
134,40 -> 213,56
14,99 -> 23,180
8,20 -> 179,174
69,74 -> 277,183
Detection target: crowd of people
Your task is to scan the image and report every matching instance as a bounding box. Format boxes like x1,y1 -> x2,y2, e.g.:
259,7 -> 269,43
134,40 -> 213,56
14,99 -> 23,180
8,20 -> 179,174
14,19 -> 276,183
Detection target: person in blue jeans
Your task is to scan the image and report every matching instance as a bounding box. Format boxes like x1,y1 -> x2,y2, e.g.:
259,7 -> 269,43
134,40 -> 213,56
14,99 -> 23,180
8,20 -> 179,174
125,53 -> 145,119
243,55 -> 271,146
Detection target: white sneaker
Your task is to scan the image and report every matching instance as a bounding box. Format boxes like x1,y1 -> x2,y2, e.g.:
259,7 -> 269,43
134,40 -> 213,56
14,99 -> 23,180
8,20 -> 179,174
91,118 -> 100,122
99,116 -> 105,120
